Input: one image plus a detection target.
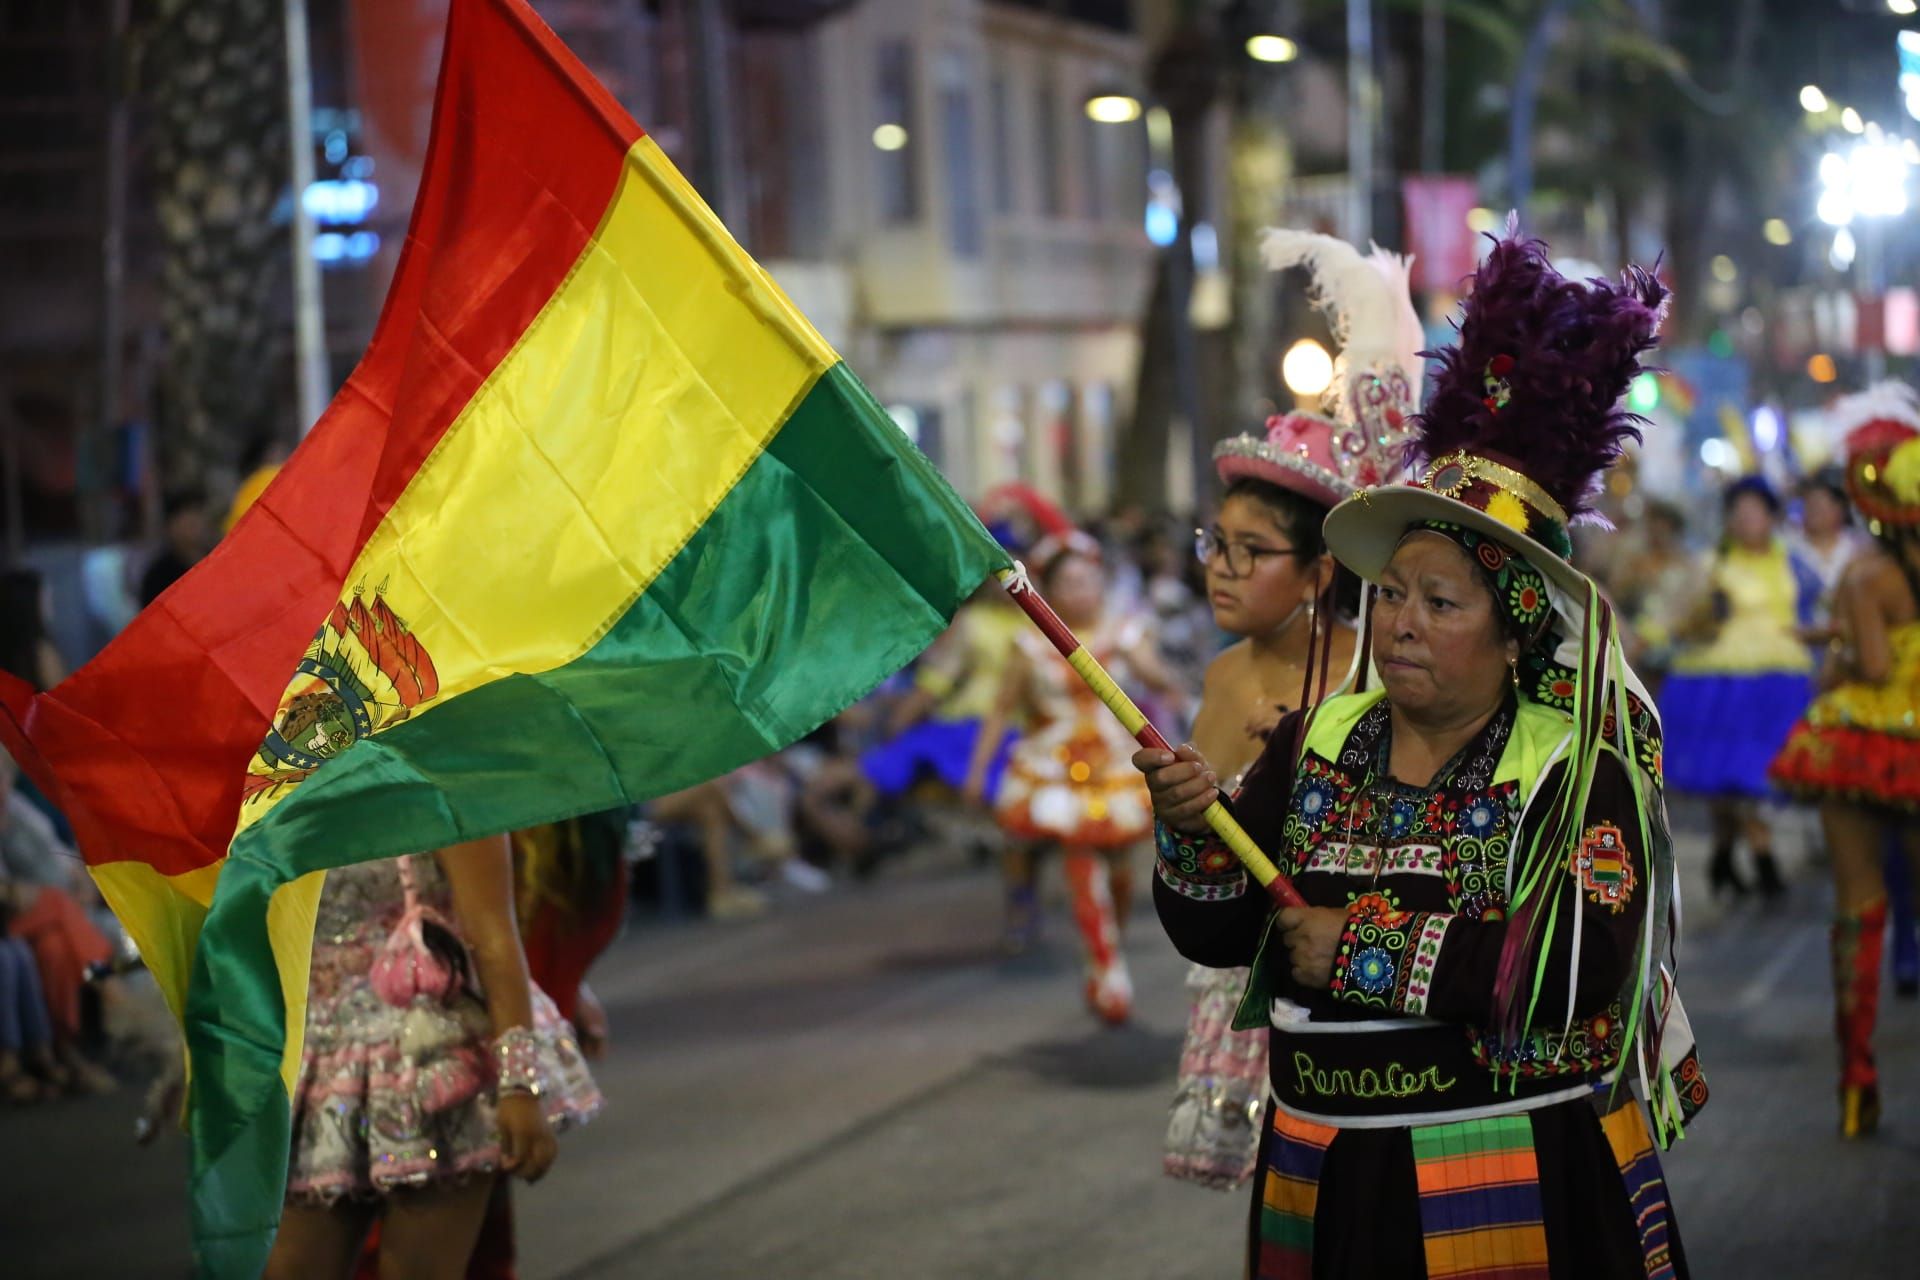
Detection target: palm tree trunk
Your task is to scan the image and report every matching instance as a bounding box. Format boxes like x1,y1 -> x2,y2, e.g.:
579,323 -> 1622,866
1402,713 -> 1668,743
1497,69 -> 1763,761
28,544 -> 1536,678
145,0 -> 292,487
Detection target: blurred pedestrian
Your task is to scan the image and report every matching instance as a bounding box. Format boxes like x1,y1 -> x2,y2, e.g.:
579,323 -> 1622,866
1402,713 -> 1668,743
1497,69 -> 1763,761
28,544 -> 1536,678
1792,465 -> 1869,614
1772,386 -> 1920,1138
860,580 -> 1024,835
967,532 -> 1179,1022
1611,500 -> 1693,691
1660,477 -> 1820,903
138,487 -> 214,607
223,431 -> 294,534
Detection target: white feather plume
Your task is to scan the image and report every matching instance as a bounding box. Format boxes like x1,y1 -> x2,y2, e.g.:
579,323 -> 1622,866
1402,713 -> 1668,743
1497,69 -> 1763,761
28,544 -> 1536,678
1259,228 -> 1426,410
1825,381 -> 1920,444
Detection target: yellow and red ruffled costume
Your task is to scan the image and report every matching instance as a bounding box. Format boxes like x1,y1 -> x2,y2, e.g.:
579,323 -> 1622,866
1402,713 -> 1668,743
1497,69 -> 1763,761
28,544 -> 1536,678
1772,616 -> 1920,812
1773,405 -> 1920,816
994,624 -> 1154,849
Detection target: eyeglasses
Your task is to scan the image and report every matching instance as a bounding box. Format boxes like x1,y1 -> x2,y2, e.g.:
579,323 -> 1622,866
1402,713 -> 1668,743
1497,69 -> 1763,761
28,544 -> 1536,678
1193,527 -> 1302,578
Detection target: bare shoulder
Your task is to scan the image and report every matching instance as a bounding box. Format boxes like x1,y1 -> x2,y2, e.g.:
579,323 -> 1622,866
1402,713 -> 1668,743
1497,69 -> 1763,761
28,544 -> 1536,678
1839,545 -> 1901,596
1202,639 -> 1253,691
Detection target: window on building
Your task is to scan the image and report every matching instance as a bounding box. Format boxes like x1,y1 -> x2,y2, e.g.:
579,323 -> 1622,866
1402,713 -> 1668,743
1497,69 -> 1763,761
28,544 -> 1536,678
992,386 -> 1027,485
989,72 -> 1016,216
1080,382 -> 1115,510
1041,380 -> 1080,508
1035,79 -> 1063,218
939,51 -> 982,257
875,39 -> 919,224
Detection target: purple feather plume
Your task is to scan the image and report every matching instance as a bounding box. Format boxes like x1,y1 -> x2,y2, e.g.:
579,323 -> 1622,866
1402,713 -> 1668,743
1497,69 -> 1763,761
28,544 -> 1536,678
1413,224 -> 1668,519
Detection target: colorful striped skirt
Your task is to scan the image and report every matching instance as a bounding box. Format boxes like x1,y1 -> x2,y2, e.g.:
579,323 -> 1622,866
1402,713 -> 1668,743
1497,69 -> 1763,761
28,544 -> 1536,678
1253,1096 -> 1683,1279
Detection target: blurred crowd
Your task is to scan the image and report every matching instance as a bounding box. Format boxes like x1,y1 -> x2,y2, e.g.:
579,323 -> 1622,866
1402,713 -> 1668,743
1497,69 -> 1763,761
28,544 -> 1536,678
0,437 -> 1902,1111
7,393 -> 1920,1280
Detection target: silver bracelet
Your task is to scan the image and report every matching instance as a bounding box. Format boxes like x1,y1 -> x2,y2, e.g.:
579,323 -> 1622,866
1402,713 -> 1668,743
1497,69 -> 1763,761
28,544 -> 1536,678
492,1026 -> 544,1097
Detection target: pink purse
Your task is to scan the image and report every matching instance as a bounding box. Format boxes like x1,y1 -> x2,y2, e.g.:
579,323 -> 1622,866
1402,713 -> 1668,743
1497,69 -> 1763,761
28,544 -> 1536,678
369,855 -> 470,1008
368,855 -> 490,1115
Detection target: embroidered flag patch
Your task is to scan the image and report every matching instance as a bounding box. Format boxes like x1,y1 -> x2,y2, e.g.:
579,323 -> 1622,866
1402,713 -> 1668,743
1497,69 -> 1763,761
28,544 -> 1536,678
1573,823 -> 1635,911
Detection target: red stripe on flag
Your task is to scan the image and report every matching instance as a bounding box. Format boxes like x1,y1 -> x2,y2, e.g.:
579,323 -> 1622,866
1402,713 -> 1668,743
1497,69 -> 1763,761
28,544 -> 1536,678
0,0 -> 644,876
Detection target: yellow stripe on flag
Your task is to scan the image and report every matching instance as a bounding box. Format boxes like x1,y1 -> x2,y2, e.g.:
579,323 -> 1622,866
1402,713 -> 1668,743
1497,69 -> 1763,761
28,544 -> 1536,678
237,135 -> 836,839
266,872 -> 328,1094
91,860 -> 223,1025
91,862 -> 323,1095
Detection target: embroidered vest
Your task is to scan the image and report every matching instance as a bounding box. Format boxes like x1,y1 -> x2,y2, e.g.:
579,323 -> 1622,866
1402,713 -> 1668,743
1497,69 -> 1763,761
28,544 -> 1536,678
1229,690 -> 1575,1031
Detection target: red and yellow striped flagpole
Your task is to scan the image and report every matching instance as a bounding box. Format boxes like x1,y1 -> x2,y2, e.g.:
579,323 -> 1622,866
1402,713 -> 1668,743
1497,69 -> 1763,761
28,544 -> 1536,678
995,566 -> 1307,909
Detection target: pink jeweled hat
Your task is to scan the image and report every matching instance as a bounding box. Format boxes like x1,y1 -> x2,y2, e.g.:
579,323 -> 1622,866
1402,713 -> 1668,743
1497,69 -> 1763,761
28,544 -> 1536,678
1213,229 -> 1427,506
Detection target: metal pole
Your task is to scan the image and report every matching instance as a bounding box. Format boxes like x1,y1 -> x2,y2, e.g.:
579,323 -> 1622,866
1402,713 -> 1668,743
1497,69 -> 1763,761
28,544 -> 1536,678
285,0 -> 328,432
2,401 -> 23,563
1863,220 -> 1887,382
1420,0 -> 1444,176
1508,0 -> 1573,224
1347,0 -> 1375,244
1167,105 -> 1205,509
687,0 -> 744,239
94,0 -> 133,544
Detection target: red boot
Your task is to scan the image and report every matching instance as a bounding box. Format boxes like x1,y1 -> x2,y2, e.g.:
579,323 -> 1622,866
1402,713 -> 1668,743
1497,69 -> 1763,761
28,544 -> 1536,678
1832,900 -> 1887,1139
1064,850 -> 1131,1025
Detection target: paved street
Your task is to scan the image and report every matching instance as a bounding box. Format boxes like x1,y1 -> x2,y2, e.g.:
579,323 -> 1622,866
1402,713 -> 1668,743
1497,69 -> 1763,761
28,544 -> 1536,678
7,809 -> 1920,1278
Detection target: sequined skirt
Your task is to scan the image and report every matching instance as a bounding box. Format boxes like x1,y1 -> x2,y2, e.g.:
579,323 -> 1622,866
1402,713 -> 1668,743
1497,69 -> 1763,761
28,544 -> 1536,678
286,942 -> 602,1202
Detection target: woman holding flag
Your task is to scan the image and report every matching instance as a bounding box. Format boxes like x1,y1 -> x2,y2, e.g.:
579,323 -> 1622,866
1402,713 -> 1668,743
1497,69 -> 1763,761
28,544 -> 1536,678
1139,231 -> 1698,1277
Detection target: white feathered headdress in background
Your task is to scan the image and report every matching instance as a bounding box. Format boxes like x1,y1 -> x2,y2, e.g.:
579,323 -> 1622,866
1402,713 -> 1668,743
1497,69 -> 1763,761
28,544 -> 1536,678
1258,229 -> 1425,487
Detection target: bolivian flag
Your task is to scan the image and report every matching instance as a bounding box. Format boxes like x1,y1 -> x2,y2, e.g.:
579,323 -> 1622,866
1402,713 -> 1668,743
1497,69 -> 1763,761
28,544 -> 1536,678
0,1 -> 1005,1273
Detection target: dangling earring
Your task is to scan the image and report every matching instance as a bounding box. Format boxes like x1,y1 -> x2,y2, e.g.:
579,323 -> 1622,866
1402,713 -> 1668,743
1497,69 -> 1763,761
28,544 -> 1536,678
1508,657 -> 1521,691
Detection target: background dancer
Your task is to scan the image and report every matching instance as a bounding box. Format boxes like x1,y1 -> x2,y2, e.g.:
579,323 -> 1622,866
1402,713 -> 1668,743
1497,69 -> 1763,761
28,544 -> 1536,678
1772,384 -> 1920,1138
1661,477 -> 1821,904
968,531 -> 1179,1023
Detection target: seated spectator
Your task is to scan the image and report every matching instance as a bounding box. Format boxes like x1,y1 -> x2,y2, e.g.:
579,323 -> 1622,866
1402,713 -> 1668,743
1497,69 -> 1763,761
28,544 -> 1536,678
1,751 -> 119,1091
0,923 -> 60,1103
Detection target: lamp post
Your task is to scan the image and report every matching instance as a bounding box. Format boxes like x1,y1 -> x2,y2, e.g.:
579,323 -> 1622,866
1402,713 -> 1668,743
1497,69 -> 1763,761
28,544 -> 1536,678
1087,81 -> 1205,507
284,0 -> 328,433
1816,129 -> 1912,380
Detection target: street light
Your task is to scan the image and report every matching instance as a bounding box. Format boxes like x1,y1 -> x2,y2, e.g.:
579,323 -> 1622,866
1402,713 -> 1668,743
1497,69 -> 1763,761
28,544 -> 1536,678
1763,218 -> 1793,246
1085,94 -> 1142,124
1246,35 -> 1299,64
1842,107 -> 1866,134
1282,339 -> 1334,399
1800,85 -> 1829,113
872,123 -> 908,151
1892,0 -> 1917,16
1817,140 -> 1911,229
